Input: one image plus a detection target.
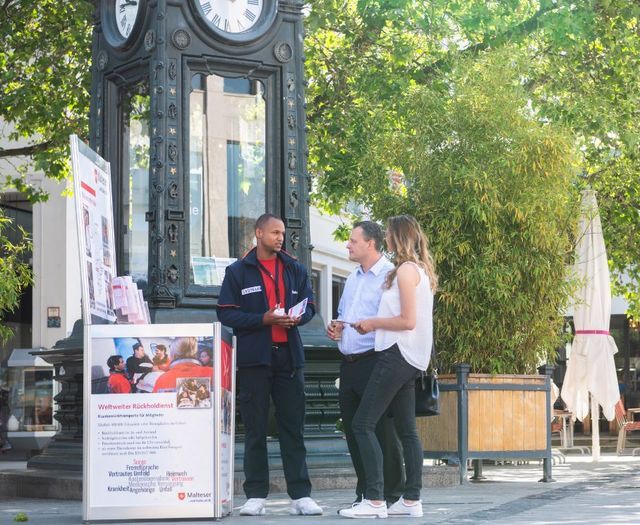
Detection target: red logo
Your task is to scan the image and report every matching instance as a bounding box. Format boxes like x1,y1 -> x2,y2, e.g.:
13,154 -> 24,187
178,493 -> 186,500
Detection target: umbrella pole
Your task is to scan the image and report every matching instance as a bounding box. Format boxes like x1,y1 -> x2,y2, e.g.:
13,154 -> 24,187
591,394 -> 600,461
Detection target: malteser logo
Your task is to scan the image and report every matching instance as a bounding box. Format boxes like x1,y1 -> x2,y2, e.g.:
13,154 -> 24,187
178,492 -> 186,500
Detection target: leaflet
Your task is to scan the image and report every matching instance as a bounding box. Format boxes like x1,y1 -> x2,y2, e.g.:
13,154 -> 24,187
288,298 -> 308,318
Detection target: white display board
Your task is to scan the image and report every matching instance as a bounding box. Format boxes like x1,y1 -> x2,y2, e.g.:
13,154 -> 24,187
70,135 -> 117,324
83,323 -> 236,521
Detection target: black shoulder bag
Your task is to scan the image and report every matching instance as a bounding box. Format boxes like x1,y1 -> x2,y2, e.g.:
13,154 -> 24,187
415,338 -> 439,417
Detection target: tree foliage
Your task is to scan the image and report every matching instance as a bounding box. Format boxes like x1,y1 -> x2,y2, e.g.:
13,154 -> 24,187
0,210 -> 33,343
305,0 -> 640,322
0,0 -> 638,344
0,0 -> 93,201
362,52 -> 580,373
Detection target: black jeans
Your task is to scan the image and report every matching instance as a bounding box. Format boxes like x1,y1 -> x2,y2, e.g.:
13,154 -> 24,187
352,345 -> 423,501
339,351 -> 405,502
237,345 -> 311,499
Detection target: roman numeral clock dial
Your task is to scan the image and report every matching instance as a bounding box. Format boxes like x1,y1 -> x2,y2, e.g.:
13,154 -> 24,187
198,0 -> 265,35
115,0 -> 140,39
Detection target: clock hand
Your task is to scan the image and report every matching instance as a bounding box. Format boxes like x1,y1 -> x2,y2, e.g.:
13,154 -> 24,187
123,0 -> 138,6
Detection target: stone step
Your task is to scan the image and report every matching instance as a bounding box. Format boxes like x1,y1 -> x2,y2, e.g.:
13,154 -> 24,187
0,463 -> 459,501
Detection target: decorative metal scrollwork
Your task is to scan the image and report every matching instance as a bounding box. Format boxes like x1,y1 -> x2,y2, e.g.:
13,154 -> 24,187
289,190 -> 299,209
97,51 -> 108,71
290,231 -> 300,250
168,103 -> 177,119
288,152 -> 297,170
167,224 -> 178,243
166,265 -> 179,283
288,114 -> 296,129
168,143 -> 177,162
168,182 -> 178,199
144,30 -> 156,51
273,41 -> 293,63
168,61 -> 177,80
171,28 -> 191,50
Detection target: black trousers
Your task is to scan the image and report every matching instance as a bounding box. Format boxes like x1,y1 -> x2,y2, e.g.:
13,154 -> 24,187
352,345 -> 422,501
339,351 -> 406,502
237,345 -> 311,500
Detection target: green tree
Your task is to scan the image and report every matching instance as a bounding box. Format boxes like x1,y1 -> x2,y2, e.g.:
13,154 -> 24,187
0,211 -> 32,343
0,0 -> 92,201
358,52 -> 580,373
0,0 -> 638,323
305,0 -> 640,319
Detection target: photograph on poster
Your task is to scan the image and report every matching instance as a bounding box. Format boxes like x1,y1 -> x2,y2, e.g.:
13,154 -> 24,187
87,261 -> 95,307
221,390 -> 232,434
91,336 -> 214,394
176,378 -> 212,409
83,206 -> 92,257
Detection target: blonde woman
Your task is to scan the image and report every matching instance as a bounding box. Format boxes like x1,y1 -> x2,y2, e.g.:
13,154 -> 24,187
339,215 -> 437,519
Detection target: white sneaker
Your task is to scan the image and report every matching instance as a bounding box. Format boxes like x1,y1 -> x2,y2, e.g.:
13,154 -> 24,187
338,499 -> 388,519
239,498 -> 266,516
387,497 -> 423,518
290,496 -> 323,515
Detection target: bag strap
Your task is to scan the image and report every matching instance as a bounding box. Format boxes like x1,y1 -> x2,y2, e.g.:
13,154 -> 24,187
428,294 -> 438,375
417,297 -> 439,380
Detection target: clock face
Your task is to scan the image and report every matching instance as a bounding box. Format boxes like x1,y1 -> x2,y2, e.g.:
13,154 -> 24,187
115,0 -> 141,39
198,0 -> 264,34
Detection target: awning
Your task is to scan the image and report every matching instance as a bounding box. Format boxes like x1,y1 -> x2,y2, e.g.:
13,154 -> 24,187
7,348 -> 52,367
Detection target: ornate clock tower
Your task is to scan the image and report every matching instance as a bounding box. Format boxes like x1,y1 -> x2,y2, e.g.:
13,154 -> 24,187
90,0 -> 311,321
26,0 -> 337,476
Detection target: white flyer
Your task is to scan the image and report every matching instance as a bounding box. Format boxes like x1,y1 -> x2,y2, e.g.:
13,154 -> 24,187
288,297 -> 308,318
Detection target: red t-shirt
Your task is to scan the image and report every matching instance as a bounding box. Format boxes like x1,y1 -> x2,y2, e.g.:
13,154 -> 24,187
258,257 -> 288,343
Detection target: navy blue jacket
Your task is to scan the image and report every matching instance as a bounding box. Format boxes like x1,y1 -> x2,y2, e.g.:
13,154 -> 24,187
217,248 -> 315,368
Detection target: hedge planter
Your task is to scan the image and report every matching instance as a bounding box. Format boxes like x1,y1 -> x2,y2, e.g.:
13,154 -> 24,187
417,364 -> 554,483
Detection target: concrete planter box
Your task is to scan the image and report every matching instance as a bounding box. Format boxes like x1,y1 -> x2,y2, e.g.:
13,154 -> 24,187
417,364 -> 554,483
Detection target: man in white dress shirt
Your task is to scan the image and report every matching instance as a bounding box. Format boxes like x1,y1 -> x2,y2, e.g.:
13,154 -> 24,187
327,221 -> 405,506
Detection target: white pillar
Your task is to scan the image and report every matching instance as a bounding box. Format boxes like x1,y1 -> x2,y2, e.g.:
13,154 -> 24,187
32,177 -> 81,349
323,264 -> 333,323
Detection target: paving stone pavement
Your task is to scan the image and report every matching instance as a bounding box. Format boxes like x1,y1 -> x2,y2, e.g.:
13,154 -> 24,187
1,455 -> 640,524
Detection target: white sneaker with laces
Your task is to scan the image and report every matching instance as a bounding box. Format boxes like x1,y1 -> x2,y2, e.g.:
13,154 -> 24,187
338,499 -> 388,519
239,498 -> 266,516
290,496 -> 323,515
387,497 -> 423,518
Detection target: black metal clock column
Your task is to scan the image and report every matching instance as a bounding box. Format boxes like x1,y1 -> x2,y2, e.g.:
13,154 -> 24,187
89,0 -> 312,321
89,0 -> 338,438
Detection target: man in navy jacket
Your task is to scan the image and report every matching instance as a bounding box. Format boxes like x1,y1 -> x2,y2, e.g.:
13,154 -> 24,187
217,213 -> 322,517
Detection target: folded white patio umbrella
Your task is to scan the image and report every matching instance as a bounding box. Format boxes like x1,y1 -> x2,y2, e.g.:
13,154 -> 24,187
561,190 -> 620,460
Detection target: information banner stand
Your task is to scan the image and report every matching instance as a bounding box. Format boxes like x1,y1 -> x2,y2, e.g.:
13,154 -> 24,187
69,134 -> 117,325
83,323 -> 236,521
71,137 -> 236,522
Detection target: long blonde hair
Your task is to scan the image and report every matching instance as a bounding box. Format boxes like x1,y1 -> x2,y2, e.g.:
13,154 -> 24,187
384,215 -> 438,293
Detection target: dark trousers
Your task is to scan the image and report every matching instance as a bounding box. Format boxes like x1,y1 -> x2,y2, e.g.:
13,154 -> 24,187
339,351 -> 405,502
352,345 -> 423,501
237,345 -> 311,500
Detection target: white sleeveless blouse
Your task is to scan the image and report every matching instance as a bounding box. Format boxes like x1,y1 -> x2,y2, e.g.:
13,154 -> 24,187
374,263 -> 433,371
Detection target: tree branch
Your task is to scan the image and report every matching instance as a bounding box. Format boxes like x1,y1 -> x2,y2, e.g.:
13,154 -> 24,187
418,4 -> 560,81
0,141 -> 53,159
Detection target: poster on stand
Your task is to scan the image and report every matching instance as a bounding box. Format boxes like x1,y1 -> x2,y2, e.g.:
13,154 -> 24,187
83,323 -> 235,522
70,134 -> 117,324
217,331 -> 236,516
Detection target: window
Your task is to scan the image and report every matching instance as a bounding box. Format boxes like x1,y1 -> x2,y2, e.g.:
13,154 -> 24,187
311,269 -> 321,315
121,80 -> 150,287
188,73 -> 266,286
332,275 -> 347,319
